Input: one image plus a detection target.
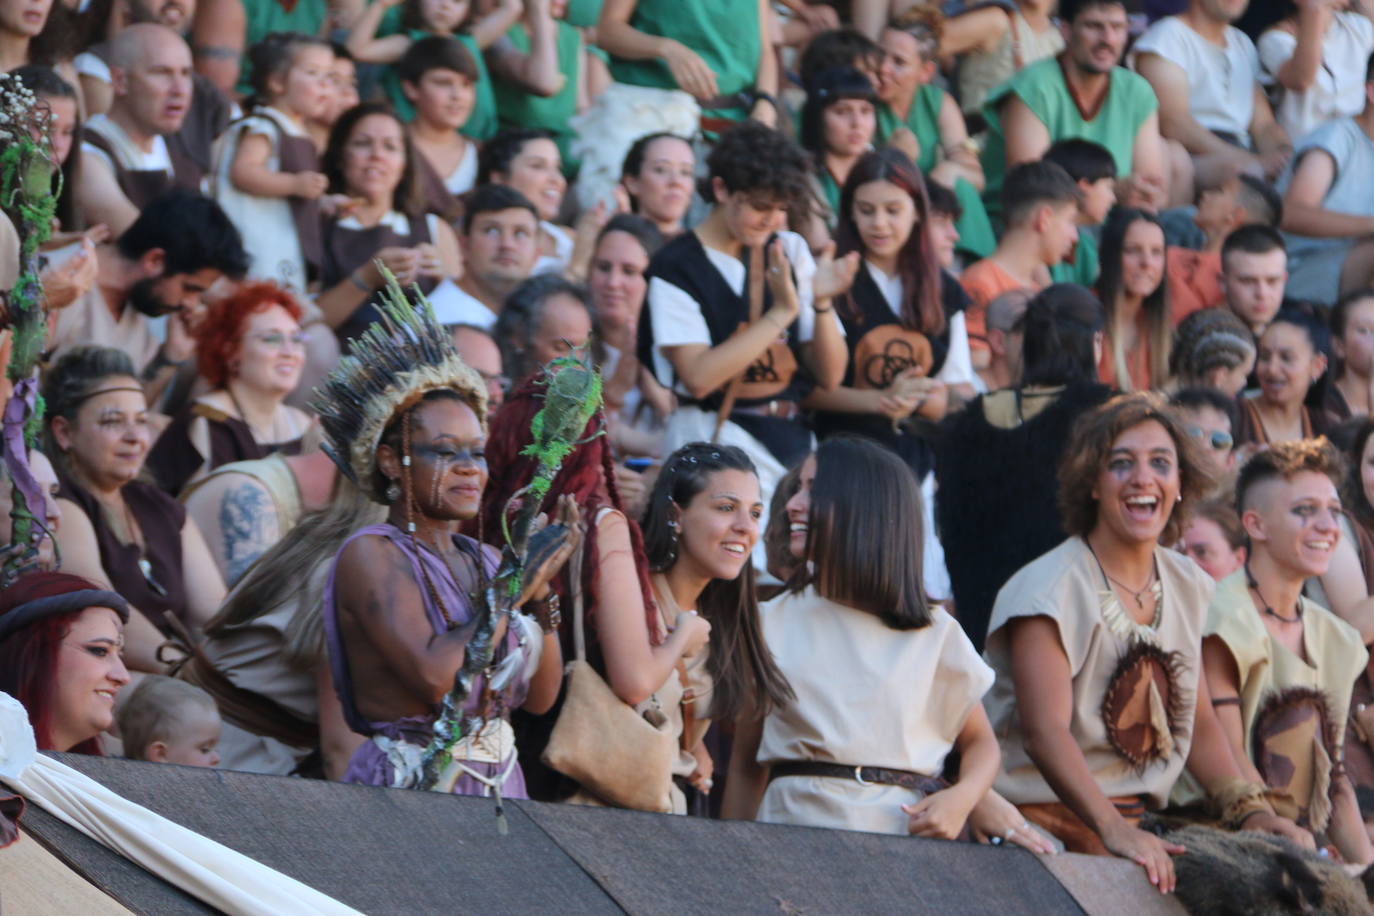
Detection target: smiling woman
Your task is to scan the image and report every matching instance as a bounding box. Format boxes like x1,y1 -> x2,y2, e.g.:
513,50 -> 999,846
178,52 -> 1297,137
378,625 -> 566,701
146,281 -> 316,497
0,571 -> 132,754
982,392 -> 1315,892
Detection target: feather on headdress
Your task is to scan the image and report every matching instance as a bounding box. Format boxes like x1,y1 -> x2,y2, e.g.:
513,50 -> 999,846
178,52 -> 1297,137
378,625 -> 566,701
310,268 -> 487,503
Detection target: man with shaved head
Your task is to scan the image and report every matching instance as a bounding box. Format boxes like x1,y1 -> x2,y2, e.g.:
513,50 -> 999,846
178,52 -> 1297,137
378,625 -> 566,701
76,24 -> 202,233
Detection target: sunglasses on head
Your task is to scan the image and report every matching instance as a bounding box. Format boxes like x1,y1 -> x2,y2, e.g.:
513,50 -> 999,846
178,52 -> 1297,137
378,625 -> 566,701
1187,426 -> 1234,452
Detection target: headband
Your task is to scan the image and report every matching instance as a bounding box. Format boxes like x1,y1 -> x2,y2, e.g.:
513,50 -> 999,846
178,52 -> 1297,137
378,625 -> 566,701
0,590 -> 131,644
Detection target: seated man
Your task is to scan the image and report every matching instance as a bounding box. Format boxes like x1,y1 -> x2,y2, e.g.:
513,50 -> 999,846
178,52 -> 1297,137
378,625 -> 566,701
981,0 -> 1169,220
1279,53 -> 1374,306
48,190 -> 249,406
77,24 -> 201,234
1135,0 -> 1292,191
428,185 -> 541,331
1167,174 -> 1283,317
1219,224 -> 1287,339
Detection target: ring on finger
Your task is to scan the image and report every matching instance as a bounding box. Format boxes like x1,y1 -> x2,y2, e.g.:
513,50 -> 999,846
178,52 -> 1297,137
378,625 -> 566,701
1004,827 -> 1016,841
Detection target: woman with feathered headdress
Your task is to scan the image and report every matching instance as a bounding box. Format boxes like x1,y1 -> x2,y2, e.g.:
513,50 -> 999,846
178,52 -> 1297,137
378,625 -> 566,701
311,279 -> 576,796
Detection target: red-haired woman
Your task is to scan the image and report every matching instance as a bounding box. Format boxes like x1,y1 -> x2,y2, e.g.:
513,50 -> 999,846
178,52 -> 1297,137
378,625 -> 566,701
147,281 -> 316,496
0,572 -> 132,754
480,378 -> 711,808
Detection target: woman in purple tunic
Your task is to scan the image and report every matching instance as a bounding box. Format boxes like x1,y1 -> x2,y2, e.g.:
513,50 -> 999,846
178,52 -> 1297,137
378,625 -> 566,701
311,289 -> 574,797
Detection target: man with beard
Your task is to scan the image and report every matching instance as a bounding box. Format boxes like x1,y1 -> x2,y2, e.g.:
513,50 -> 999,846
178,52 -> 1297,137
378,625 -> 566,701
980,0 -> 1170,219
1136,0 -> 1292,191
47,189 -> 249,406
76,25 -> 220,234
75,0 -> 234,205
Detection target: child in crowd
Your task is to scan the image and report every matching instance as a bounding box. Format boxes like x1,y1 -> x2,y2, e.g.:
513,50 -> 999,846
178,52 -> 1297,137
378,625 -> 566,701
213,32 -> 334,292
960,161 -> 1080,366
117,675 -> 223,768
1167,174 -> 1285,318
1043,139 -> 1118,288
399,36 -> 482,221
306,44 -> 361,151
1176,496 -> 1246,582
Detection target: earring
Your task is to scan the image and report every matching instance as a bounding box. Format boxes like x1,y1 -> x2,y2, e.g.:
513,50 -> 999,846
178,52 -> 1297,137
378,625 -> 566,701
385,480 -> 402,503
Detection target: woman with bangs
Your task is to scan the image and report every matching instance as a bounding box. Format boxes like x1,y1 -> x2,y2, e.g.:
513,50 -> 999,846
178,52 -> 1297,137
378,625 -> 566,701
983,393 -> 1311,893
722,437 -> 1003,843
799,66 -> 878,236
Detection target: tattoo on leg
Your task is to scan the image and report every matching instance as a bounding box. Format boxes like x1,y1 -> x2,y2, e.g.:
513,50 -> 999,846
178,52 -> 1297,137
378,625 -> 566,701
219,483 -> 277,584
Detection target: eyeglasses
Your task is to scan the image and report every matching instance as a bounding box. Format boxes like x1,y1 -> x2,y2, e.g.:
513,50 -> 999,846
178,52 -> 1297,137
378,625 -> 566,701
1187,426 -> 1234,452
246,331 -> 309,350
475,368 -> 510,392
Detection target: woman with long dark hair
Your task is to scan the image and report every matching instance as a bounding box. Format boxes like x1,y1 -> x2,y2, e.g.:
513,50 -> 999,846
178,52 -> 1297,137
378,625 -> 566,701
723,437 -> 997,840
1096,206 -> 1171,391
934,283 -> 1112,651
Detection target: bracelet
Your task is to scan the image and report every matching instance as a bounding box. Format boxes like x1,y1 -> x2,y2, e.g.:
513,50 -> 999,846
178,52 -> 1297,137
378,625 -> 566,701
813,305 -> 834,314
349,269 -> 371,293
1210,778 -> 1276,829
528,591 -> 562,634
141,345 -> 186,381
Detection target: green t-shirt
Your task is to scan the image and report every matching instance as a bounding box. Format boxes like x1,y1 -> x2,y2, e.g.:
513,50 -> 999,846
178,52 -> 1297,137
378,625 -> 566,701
874,87 -> 995,259
980,58 -> 1157,219
491,19 -> 581,170
377,11 -> 498,141
1049,227 -> 1100,287
237,0 -> 328,96
607,0 -> 759,122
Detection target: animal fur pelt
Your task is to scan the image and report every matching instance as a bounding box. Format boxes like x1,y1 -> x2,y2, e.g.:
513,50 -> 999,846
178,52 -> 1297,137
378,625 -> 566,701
1144,821 -> 1372,915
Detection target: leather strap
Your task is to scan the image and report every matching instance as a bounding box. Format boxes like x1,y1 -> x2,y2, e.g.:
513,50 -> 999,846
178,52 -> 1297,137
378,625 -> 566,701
768,761 -> 949,794
677,660 -> 695,753
712,243 -> 766,442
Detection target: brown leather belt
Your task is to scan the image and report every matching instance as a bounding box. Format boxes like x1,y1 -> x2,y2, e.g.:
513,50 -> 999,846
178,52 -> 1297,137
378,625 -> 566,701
769,761 -> 948,793
731,400 -> 800,420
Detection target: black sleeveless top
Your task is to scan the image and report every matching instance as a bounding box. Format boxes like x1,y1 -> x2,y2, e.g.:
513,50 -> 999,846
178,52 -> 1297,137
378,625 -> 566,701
638,231 -> 815,465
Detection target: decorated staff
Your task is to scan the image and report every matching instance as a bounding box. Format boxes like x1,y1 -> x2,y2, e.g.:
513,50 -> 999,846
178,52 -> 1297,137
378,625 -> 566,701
1,72 -> 60,586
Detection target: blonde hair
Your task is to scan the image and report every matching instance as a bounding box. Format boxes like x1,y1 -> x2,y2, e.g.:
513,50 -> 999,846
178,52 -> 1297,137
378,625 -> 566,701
116,675 -> 219,760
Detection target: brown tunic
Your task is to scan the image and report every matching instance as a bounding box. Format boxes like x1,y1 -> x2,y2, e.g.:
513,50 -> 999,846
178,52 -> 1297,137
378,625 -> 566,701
82,125 -> 203,211
58,472 -> 188,636
145,402 -> 305,497
321,211 -> 436,343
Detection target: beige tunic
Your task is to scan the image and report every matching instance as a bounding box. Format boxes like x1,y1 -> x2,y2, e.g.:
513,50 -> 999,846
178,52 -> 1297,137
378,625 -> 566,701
48,283 -> 159,372
756,587 -> 994,836
1173,570 -> 1367,824
959,9 -> 1065,117
984,537 -> 1213,808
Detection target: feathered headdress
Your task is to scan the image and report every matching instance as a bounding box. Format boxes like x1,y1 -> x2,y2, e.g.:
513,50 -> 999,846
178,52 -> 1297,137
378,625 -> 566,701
310,269 -> 487,503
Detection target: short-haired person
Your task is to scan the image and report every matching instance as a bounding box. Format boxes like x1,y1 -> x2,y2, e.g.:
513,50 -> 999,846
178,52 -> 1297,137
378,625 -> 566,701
1097,207 -> 1171,391
315,103 -> 464,343
144,281 -> 315,496
1044,138 -> 1119,288
1279,55 -> 1374,306
984,393 -> 1311,886
1327,288 -> 1374,423
1236,307 -> 1328,447
1220,224 -> 1288,339
477,128 -> 577,276
1135,0 -> 1293,189
724,438 -> 1001,843
451,323 -> 507,410
935,283 -> 1112,651
430,184 -> 541,330
77,25 -> 199,233
493,274 -> 596,388
639,121 -> 851,560
1167,174 -> 1283,318
47,189 -> 250,406
1169,306 -> 1256,398
116,674 -> 223,766
1177,439 -> 1373,865
982,0 -> 1170,216
1177,496 -> 1245,581
982,289 -> 1032,392
1171,385 -> 1238,484
0,572 -> 132,754
398,36 -> 481,221
960,160 -> 1081,367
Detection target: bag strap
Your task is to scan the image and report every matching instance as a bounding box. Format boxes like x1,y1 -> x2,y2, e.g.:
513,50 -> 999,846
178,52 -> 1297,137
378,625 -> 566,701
676,660 -> 696,752
570,534 -> 588,663
711,243 -> 767,442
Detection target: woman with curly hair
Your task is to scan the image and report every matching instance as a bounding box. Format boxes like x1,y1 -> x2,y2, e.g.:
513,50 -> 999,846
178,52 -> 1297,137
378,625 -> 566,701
480,383 -> 711,808
0,572 -> 132,754
146,281 -> 315,496
983,392 -> 1311,890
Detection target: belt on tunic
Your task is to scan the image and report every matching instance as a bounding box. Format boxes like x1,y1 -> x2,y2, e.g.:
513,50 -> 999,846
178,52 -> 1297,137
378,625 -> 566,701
727,400 -> 800,420
768,761 -> 948,793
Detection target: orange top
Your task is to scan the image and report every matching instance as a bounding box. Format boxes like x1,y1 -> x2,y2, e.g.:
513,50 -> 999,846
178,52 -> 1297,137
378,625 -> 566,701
1167,248 -> 1223,326
960,259 -> 1040,352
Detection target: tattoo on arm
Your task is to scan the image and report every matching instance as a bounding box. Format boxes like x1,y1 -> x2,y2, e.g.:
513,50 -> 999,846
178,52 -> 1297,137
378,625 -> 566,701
219,483 -> 277,584
193,44 -> 242,61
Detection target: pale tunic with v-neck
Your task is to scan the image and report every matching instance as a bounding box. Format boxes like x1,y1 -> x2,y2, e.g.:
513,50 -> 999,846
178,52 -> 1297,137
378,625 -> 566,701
984,537 -> 1213,808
